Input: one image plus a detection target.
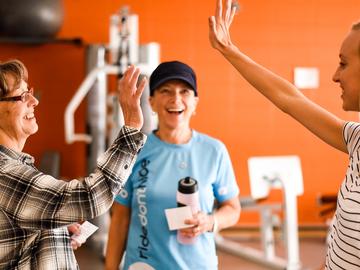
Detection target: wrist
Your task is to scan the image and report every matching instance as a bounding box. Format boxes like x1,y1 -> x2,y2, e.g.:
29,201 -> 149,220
123,114 -> 143,131
219,42 -> 235,54
124,122 -> 142,131
208,214 -> 218,233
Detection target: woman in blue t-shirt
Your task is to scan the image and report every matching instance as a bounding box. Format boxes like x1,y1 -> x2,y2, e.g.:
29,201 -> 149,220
105,61 -> 241,270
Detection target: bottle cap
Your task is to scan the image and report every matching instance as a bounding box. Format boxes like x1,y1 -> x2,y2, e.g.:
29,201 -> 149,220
178,176 -> 198,194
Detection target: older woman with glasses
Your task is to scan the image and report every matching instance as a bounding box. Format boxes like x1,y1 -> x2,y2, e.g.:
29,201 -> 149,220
0,59 -> 147,269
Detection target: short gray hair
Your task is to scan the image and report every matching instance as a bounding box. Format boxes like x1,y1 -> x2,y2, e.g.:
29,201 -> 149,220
0,59 -> 28,98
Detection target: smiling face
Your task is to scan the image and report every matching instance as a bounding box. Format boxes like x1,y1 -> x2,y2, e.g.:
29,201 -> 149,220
149,80 -> 198,132
0,75 -> 39,146
333,29 -> 360,111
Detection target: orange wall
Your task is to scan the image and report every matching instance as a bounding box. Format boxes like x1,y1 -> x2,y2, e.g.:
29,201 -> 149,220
2,0 -> 359,225
0,44 -> 87,178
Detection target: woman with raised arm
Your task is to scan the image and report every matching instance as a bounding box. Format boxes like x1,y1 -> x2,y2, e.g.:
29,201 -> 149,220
0,61 -> 146,269
209,0 -> 360,268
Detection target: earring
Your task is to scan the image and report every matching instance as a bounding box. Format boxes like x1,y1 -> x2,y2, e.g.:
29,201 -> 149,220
152,111 -> 157,115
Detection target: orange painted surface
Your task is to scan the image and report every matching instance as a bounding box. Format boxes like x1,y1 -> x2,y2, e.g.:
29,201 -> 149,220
0,44 -> 87,178
1,0 -> 359,224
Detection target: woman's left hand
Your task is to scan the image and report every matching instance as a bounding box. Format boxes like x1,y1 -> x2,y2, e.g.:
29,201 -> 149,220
209,0 -> 237,52
180,212 -> 213,238
68,223 -> 82,250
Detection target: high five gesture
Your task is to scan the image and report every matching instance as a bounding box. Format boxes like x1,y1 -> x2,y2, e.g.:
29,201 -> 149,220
208,0 -> 236,51
118,65 -> 147,130
209,1 -> 360,268
209,0 -> 346,153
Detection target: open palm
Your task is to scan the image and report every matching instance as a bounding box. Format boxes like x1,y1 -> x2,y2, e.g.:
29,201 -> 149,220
209,0 -> 237,51
118,65 -> 146,130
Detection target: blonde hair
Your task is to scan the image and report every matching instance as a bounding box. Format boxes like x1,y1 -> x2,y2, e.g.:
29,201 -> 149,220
0,60 -> 28,98
352,21 -> 360,57
352,21 -> 360,31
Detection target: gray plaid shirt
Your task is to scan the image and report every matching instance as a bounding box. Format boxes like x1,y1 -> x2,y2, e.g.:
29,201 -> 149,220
0,126 -> 146,269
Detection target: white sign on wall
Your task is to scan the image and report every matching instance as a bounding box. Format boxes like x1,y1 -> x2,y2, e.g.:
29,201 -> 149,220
293,67 -> 319,89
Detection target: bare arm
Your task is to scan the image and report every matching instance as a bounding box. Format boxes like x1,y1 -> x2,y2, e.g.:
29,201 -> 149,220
214,196 -> 241,231
105,203 -> 130,270
209,0 -> 346,153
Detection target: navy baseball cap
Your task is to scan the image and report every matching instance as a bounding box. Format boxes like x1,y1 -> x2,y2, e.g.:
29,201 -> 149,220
149,61 -> 197,96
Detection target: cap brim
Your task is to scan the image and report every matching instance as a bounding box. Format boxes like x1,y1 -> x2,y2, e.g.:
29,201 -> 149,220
151,76 -> 196,92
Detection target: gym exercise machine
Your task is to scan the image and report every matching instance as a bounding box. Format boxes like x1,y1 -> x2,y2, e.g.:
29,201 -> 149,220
216,155 -> 304,270
64,6 -> 159,254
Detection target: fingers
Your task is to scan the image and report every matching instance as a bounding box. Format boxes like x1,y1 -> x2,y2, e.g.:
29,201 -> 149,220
182,216 -> 199,237
228,5 -> 237,26
209,16 -> 216,30
119,65 -> 147,96
191,225 -> 201,237
68,223 -> 81,235
118,65 -> 145,129
68,223 -> 82,250
210,16 -> 218,38
121,65 -> 135,82
181,212 -> 210,237
181,224 -> 202,238
135,77 -> 147,99
225,0 -> 232,22
214,0 -> 236,25
71,239 -> 82,250
129,67 -> 141,91
215,0 -> 222,22
179,226 -> 199,237
120,65 -> 140,91
208,16 -> 218,49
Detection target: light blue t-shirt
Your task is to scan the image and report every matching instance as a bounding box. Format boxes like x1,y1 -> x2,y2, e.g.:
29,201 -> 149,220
115,130 -> 239,270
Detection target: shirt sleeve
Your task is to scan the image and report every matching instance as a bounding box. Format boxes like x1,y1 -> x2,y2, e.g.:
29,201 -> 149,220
0,126 -> 146,230
114,173 -> 133,207
212,142 -> 239,203
343,121 -> 360,155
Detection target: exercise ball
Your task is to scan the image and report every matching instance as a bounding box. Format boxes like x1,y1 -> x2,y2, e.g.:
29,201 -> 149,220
0,0 -> 64,38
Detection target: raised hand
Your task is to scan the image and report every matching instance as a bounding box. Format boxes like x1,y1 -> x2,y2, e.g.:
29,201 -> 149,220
209,0 -> 237,51
118,65 -> 147,130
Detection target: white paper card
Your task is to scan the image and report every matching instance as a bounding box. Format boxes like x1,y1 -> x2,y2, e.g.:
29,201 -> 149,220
71,221 -> 99,244
164,206 -> 193,231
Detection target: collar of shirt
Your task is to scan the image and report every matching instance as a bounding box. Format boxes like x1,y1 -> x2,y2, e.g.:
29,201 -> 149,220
0,144 -> 35,165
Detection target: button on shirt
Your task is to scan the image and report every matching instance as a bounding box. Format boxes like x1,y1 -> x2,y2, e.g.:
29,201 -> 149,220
0,126 -> 146,270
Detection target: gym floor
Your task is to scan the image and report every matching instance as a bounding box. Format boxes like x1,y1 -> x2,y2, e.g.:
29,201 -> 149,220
75,232 -> 327,270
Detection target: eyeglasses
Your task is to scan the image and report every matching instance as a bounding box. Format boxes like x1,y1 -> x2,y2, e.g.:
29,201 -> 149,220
0,87 -> 34,103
